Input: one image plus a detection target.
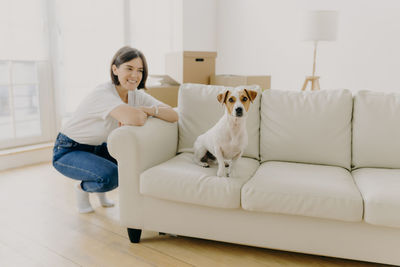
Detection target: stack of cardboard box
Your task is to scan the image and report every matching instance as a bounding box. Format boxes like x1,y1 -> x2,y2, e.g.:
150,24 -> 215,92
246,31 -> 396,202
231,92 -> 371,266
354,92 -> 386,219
146,51 -> 217,107
146,51 -> 271,107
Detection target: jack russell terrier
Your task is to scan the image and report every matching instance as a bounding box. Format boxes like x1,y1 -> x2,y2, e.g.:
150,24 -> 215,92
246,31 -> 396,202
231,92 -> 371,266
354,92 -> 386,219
193,88 -> 258,177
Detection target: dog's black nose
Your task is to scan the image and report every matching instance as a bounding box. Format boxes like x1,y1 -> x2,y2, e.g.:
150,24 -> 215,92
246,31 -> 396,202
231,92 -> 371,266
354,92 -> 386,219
235,107 -> 243,117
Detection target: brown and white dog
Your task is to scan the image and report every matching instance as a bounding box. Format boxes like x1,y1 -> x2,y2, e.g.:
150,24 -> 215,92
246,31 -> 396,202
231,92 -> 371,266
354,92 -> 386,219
193,88 -> 258,177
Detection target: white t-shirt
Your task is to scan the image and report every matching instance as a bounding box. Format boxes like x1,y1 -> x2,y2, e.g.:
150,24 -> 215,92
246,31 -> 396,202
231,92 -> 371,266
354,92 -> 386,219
61,81 -> 163,145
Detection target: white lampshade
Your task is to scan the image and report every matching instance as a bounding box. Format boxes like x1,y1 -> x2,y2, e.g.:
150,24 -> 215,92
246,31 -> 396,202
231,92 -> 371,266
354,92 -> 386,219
304,10 -> 339,41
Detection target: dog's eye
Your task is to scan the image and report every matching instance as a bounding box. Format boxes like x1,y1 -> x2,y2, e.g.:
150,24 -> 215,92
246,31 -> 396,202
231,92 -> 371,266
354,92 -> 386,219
228,98 -> 234,103
242,97 -> 248,101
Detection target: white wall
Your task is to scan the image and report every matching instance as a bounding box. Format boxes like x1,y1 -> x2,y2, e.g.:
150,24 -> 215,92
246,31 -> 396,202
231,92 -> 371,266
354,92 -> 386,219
183,0 -> 217,51
216,0 -> 400,92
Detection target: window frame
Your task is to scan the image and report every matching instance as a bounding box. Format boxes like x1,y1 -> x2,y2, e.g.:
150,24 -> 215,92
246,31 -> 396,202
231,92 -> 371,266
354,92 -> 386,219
0,60 -> 56,150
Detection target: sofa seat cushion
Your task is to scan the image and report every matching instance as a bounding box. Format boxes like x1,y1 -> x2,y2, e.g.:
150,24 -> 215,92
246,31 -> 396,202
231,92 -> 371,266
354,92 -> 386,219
353,168 -> 400,228
140,153 -> 259,209
241,161 -> 363,222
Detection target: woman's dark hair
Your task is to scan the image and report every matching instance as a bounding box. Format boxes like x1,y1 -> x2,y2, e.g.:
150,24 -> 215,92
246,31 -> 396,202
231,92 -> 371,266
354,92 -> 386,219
110,46 -> 148,89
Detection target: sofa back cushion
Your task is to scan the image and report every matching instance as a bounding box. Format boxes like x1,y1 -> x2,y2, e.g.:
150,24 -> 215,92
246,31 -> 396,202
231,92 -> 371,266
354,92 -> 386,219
260,89 -> 352,169
352,91 -> 400,168
177,83 -> 261,159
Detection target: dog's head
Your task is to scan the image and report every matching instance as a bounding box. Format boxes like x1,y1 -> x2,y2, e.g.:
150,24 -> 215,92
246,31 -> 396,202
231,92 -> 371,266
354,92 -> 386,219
217,88 -> 257,118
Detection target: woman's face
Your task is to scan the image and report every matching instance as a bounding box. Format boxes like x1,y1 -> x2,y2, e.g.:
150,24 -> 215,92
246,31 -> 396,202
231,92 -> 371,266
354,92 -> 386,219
112,57 -> 143,91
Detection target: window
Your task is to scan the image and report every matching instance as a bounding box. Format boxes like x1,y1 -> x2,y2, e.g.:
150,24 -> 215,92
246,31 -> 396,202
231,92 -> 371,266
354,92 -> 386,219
0,61 -> 54,149
0,0 -> 55,149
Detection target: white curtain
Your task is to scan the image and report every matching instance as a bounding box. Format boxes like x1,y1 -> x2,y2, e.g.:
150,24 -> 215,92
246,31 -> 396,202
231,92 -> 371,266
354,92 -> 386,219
51,0 -> 124,115
0,0 -> 53,148
0,0 -> 49,61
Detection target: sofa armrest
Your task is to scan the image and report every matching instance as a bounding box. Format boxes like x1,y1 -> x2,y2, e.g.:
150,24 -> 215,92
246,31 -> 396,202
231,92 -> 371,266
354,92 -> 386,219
108,117 -> 178,171
107,117 -> 178,226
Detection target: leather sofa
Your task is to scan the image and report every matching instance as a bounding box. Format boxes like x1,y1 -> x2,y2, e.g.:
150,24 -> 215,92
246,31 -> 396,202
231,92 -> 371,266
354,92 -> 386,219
108,83 -> 400,265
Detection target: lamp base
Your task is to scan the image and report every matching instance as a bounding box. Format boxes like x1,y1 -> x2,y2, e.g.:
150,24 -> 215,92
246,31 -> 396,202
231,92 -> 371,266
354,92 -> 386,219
301,76 -> 320,91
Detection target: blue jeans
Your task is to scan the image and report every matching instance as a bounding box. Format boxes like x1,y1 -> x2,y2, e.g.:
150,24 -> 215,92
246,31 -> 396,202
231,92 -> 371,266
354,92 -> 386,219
52,133 -> 118,193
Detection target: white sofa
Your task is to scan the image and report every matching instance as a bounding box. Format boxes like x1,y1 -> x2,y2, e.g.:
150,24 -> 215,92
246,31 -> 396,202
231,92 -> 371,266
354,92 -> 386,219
108,84 -> 400,265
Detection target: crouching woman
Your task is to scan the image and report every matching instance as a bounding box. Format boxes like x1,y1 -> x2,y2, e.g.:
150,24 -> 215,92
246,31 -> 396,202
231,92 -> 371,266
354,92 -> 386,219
53,46 -> 178,213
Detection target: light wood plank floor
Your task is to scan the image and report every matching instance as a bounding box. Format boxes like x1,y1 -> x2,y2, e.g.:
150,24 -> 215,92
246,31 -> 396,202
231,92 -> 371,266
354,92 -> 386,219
0,162 -> 389,267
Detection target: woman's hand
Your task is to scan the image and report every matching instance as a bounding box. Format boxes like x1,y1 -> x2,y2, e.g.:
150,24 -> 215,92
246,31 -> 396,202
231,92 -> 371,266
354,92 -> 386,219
138,105 -> 178,123
110,104 -> 148,126
134,109 -> 148,125
119,109 -> 147,127
138,106 -> 155,117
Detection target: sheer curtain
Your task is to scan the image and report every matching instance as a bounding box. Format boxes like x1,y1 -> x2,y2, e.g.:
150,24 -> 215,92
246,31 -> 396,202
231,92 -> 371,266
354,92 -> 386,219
0,0 -> 54,149
50,0 -> 124,116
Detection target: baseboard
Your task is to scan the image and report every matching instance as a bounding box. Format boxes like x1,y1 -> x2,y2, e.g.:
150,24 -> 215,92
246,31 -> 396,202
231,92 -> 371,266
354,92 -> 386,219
0,143 -> 53,171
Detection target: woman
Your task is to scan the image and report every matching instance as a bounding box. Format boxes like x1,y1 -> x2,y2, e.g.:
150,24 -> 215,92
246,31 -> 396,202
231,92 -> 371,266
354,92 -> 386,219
53,46 -> 178,213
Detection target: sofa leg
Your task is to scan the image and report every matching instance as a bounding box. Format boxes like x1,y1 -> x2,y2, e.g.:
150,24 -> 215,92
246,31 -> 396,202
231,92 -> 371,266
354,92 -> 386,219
127,228 -> 142,243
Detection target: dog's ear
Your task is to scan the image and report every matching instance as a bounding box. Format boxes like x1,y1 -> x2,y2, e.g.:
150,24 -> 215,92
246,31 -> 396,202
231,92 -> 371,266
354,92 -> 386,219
244,89 -> 258,103
217,90 -> 230,104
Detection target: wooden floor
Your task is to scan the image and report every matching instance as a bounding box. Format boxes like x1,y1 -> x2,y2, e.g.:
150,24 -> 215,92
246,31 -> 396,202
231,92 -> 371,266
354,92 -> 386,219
0,163 -> 388,267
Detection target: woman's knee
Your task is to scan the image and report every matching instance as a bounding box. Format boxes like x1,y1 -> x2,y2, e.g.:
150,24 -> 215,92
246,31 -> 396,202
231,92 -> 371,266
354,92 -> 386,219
108,168 -> 119,190
102,165 -> 118,191
52,159 -> 67,177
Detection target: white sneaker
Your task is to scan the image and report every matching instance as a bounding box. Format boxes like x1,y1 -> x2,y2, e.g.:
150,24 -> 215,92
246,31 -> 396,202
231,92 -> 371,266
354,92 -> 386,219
75,183 -> 94,213
96,192 -> 115,207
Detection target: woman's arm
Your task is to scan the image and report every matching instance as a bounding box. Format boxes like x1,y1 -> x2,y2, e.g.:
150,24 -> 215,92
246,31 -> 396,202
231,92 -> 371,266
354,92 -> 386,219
139,105 -> 178,123
110,104 -> 148,126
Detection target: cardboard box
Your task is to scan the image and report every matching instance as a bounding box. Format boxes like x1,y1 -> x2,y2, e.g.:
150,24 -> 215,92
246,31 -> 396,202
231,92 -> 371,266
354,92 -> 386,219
145,85 -> 179,107
210,75 -> 271,91
166,51 -> 217,85
145,75 -> 180,107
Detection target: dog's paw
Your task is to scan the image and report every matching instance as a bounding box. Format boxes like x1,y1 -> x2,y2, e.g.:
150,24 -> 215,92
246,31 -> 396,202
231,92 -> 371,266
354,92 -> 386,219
217,169 -> 225,177
198,162 -> 209,168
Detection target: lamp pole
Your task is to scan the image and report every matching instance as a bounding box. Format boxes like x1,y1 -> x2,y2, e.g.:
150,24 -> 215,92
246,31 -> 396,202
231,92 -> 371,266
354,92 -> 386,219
312,41 -> 318,78
301,41 -> 320,91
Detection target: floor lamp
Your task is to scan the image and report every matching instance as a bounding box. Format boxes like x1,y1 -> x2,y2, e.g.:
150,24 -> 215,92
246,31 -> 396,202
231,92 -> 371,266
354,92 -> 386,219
302,10 -> 338,91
